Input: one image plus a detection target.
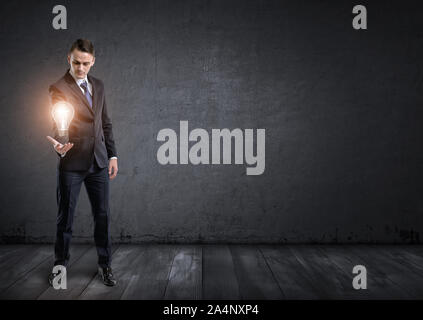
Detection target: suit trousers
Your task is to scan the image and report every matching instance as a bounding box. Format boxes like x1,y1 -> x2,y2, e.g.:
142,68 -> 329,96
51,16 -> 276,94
54,158 -> 112,268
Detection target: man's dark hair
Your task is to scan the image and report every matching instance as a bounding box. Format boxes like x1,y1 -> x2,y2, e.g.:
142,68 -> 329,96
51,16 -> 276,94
69,39 -> 95,56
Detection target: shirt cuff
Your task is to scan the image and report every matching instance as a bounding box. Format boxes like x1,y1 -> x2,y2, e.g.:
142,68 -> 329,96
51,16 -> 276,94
53,144 -> 66,157
109,157 -> 118,160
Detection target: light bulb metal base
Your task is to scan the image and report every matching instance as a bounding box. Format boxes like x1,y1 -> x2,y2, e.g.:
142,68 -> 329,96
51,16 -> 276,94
57,131 -> 69,144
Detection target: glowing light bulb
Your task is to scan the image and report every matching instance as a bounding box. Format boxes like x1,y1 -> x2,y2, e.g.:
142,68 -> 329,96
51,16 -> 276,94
51,101 -> 74,137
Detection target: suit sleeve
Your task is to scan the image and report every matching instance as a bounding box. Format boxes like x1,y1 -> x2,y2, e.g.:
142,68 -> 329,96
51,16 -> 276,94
102,95 -> 118,159
49,84 -> 67,157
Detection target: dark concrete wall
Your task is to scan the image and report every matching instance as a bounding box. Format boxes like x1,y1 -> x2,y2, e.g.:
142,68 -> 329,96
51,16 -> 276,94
1,0 -> 423,243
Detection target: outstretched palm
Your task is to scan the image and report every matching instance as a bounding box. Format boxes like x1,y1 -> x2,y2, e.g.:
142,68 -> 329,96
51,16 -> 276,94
46,136 -> 74,155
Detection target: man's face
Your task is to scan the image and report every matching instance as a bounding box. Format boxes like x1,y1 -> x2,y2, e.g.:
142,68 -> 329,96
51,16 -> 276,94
67,49 -> 95,79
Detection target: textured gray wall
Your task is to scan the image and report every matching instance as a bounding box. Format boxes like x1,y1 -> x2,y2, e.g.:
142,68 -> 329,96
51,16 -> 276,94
0,0 -> 422,243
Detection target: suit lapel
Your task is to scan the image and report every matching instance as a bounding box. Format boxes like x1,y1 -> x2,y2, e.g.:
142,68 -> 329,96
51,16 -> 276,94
88,74 -> 98,114
64,71 -> 94,116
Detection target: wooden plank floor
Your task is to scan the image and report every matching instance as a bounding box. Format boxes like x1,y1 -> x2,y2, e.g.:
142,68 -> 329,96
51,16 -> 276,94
0,244 -> 422,300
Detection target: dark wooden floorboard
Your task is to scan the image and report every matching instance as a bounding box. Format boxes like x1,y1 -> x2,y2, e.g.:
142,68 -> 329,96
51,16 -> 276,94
315,246 -> 373,300
120,245 -> 178,299
392,246 -> 423,276
37,245 -> 119,300
0,245 -> 30,262
164,245 -> 202,300
400,246 -> 423,258
0,245 -> 38,277
1,244 -> 423,299
348,245 -> 422,298
0,245 -> 88,299
321,245 -> 411,299
202,245 -> 240,300
366,245 -> 423,298
377,246 -> 423,277
260,245 -> 320,299
0,245 -> 51,297
288,245 -> 356,299
230,245 -> 284,299
78,245 -> 142,300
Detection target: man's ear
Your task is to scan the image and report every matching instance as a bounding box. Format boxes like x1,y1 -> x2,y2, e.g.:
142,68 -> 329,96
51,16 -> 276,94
91,57 -> 95,66
67,54 -> 71,65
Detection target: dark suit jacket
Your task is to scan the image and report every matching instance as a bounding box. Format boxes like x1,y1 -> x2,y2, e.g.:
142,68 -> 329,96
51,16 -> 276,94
50,70 -> 117,171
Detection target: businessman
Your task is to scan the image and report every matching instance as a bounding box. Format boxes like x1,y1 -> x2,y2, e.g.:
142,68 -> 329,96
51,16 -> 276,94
47,39 -> 118,286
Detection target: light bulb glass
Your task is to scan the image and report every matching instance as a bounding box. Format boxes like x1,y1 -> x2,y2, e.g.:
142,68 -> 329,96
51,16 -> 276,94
51,101 -> 75,136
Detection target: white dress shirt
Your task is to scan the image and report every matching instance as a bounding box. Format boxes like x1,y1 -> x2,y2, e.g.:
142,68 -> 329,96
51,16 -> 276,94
54,71 -> 117,160
69,69 -> 93,96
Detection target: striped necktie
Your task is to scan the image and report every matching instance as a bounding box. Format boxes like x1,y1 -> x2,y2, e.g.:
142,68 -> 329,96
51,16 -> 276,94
80,80 -> 93,108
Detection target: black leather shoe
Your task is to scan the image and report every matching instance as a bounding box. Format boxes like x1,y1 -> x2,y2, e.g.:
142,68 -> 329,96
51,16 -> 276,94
48,272 -> 55,286
98,267 -> 117,286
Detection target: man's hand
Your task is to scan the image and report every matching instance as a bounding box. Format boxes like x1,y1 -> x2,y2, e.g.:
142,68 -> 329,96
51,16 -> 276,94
108,158 -> 118,180
46,136 -> 74,156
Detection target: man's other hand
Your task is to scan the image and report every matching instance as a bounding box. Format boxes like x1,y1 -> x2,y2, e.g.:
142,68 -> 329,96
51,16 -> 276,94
46,136 -> 74,155
108,158 -> 118,180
